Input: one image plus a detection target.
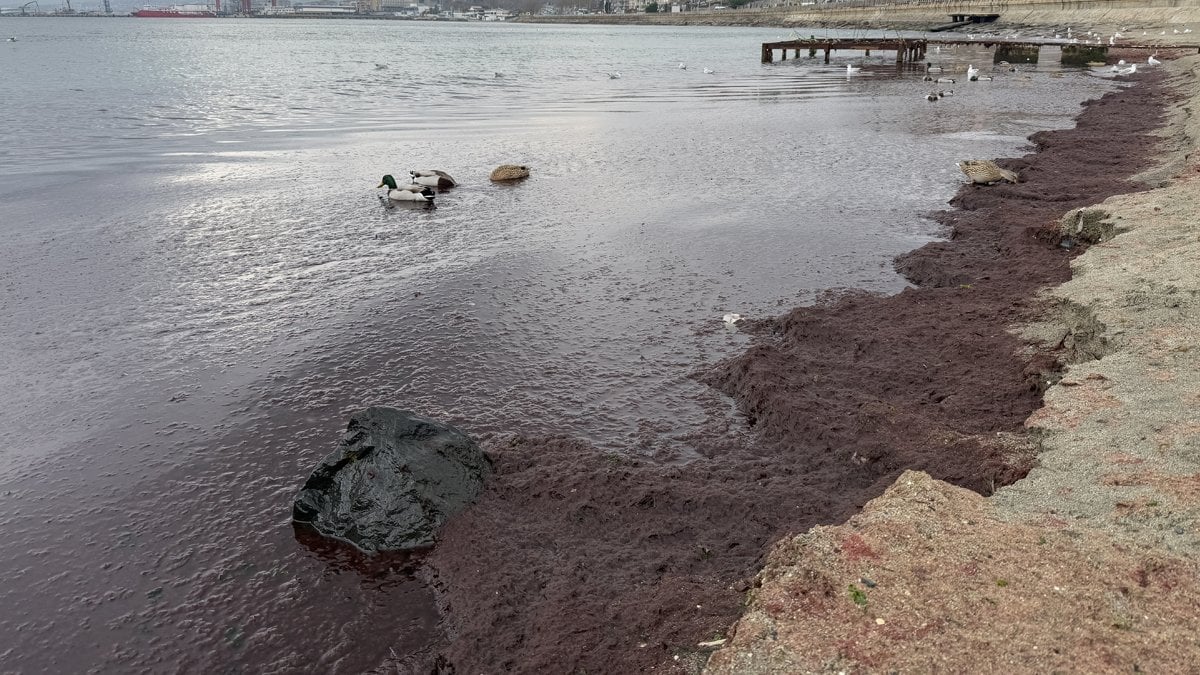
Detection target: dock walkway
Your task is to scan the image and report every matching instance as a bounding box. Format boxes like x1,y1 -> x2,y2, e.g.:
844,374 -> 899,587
762,36 -> 1200,65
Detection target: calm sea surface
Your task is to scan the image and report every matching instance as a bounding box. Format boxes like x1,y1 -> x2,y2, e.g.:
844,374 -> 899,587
0,18 -> 1115,671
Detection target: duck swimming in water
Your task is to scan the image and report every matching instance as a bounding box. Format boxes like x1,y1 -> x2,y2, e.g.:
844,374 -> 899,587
409,170 -> 457,189
378,174 -> 435,202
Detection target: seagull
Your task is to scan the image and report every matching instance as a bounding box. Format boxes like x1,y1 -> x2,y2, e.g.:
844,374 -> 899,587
722,313 -> 744,326
846,63 -> 862,74
925,63 -> 943,73
1148,53 -> 1161,66
608,71 -> 621,79
703,67 -> 714,74
5,36 -> 15,42
936,77 -> 956,84
1117,63 -> 1138,75
967,64 -> 979,81
678,62 -> 687,70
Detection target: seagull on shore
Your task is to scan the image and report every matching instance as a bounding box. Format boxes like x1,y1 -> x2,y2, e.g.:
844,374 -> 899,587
723,313 -> 744,326
1148,53 -> 1162,66
846,63 -> 862,74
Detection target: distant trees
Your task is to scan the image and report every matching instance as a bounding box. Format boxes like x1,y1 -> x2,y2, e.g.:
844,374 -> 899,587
645,0 -> 657,10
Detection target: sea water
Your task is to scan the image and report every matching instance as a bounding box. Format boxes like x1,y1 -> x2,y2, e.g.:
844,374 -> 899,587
0,18 -> 1113,671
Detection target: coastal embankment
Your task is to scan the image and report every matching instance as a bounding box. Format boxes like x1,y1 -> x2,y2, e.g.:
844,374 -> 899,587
706,56 -> 1200,673
516,0 -> 1200,33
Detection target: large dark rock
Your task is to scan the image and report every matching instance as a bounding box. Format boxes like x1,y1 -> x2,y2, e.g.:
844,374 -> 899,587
292,407 -> 491,553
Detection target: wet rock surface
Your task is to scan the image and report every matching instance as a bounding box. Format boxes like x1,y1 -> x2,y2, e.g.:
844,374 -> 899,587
426,64 -> 1174,675
293,407 -> 491,552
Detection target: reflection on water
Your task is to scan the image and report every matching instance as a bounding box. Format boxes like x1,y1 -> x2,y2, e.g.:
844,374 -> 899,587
0,18 -> 1116,671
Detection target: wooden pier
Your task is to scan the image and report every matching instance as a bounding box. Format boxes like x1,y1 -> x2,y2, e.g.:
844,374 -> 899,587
761,36 -> 1200,65
762,38 -> 927,65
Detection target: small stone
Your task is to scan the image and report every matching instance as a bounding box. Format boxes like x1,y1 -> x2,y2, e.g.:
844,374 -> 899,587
875,617 -> 885,625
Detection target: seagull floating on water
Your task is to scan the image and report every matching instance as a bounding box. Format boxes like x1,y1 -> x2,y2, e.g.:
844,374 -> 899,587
678,62 -> 687,70
722,313 -> 744,326
967,64 -> 979,81
703,67 -> 714,74
608,71 -> 621,79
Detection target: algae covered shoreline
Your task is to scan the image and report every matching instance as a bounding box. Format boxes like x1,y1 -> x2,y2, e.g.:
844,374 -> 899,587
416,51 -> 1197,675
707,58 -> 1200,673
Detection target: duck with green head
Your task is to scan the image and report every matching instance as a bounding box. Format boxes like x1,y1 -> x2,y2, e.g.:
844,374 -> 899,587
378,174 -> 435,202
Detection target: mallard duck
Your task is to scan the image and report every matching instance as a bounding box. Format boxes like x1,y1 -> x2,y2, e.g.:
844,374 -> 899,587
925,92 -> 939,102
957,160 -> 1019,185
489,164 -> 530,182
377,174 -> 435,202
409,170 -> 457,189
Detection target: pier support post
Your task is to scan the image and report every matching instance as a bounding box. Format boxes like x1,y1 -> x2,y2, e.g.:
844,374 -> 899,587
762,44 -> 772,63
824,47 -> 831,64
1061,44 -> 1107,66
994,44 -> 1040,64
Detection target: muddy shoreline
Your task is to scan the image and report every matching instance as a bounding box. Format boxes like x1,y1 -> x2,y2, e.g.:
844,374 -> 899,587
422,73 -> 1172,673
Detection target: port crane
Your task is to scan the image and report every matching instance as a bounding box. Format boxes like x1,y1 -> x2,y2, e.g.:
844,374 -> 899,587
102,0 -> 111,12
20,0 -> 39,13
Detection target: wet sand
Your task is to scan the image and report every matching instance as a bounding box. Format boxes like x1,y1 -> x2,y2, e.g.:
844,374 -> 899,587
424,71 -> 1172,673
